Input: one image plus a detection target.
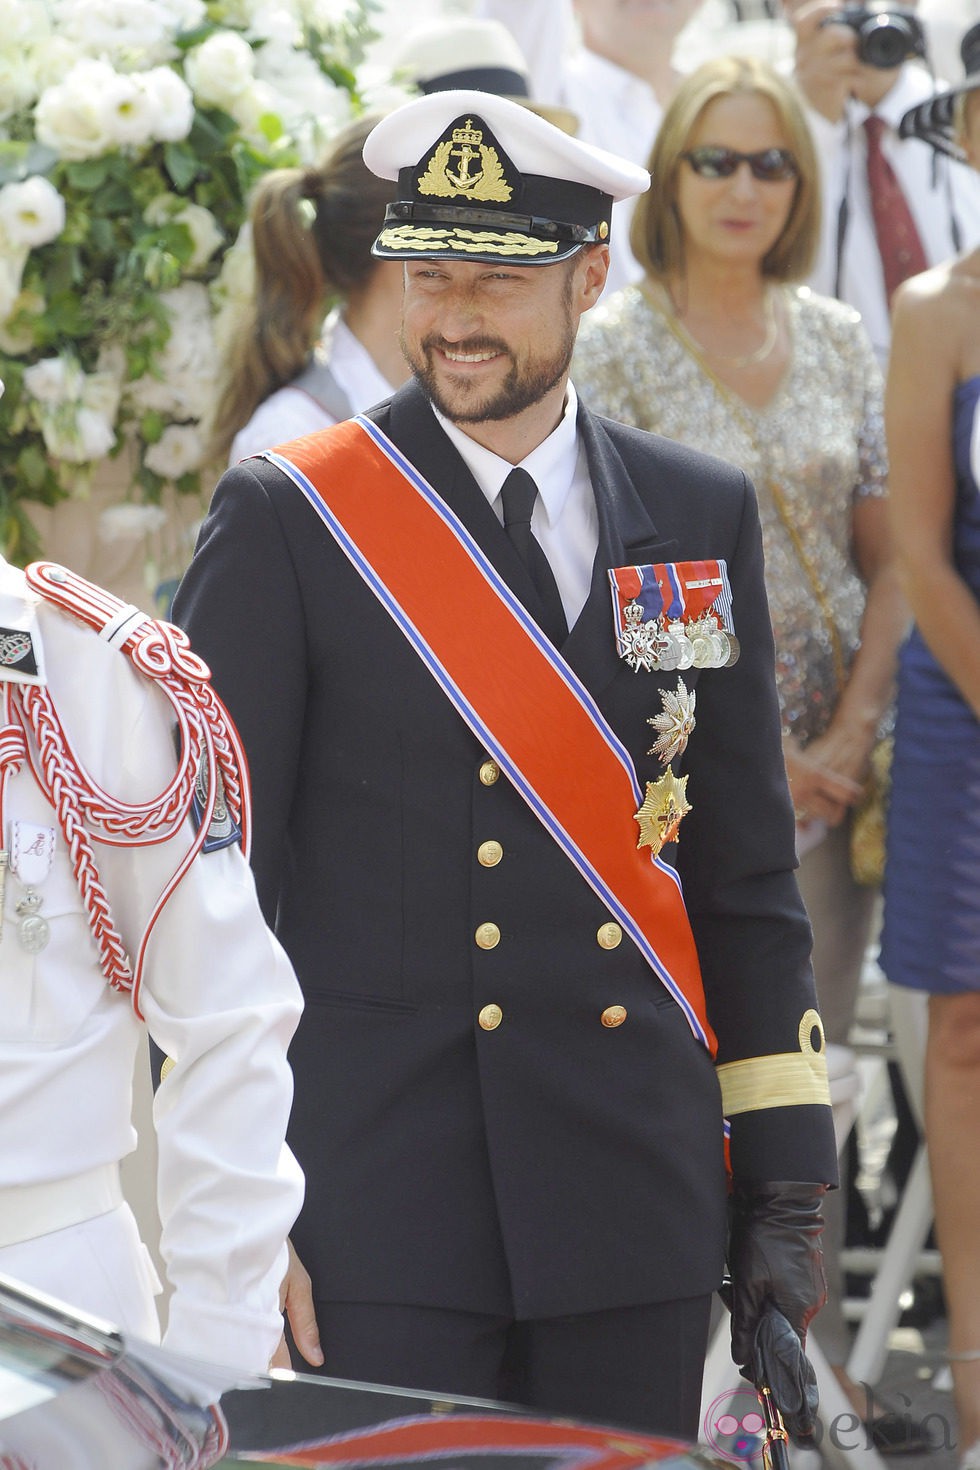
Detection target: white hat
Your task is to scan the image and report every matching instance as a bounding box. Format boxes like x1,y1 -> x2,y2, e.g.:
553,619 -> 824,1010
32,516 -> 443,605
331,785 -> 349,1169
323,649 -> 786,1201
362,88 -> 650,266
390,16 -> 579,134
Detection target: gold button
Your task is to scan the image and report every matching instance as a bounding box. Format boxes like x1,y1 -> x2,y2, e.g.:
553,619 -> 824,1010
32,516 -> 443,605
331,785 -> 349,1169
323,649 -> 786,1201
601,1005 -> 627,1028
599,220 -> 609,240
597,922 -> 623,949
475,922 -> 501,950
478,840 -> 503,867
479,1003 -> 503,1030
479,760 -> 500,786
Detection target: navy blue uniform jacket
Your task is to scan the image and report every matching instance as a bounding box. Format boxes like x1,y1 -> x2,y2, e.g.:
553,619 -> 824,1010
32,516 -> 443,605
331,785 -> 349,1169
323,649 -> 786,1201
174,380 -> 837,1319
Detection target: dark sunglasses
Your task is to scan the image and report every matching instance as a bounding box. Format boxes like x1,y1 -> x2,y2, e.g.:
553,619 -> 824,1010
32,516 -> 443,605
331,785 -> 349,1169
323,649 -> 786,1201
681,146 -> 799,182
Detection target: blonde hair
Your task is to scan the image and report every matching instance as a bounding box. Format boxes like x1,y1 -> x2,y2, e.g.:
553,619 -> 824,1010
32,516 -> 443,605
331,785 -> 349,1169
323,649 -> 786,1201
209,111 -> 395,461
631,55 -> 820,283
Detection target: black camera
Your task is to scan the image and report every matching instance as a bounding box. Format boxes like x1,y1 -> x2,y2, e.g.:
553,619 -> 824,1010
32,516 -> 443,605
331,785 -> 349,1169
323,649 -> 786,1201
824,7 -> 927,68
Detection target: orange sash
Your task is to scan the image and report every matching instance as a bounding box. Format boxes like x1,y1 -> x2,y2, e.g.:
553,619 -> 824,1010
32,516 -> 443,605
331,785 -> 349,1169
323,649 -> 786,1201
268,416 -> 716,1054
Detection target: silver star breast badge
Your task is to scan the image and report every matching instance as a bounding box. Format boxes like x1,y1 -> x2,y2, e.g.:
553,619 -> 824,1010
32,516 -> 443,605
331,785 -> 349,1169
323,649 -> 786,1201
647,678 -> 697,764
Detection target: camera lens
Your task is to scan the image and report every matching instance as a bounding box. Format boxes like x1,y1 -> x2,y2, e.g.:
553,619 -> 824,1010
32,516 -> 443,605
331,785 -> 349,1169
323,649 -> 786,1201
858,13 -> 918,68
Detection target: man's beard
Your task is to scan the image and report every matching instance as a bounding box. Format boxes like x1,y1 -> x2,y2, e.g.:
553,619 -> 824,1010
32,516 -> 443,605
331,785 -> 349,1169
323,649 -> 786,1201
400,323 -> 576,424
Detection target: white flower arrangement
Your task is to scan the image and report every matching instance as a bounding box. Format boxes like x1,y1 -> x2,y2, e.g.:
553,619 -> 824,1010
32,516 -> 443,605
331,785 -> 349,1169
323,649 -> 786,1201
0,0 -> 375,560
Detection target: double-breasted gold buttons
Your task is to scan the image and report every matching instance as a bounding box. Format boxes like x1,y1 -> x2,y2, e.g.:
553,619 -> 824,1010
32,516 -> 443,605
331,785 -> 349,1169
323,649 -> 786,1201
477,840 -> 503,867
597,922 -> 623,950
479,1003 -> 503,1030
479,760 -> 500,786
475,922 -> 501,950
600,1005 -> 628,1028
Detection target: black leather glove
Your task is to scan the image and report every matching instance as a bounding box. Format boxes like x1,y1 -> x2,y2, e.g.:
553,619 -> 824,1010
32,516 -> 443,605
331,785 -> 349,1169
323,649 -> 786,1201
727,1181 -> 827,1436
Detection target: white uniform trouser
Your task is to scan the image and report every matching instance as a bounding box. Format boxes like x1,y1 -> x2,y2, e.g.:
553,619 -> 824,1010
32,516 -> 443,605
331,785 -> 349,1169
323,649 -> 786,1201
0,1203 -> 162,1343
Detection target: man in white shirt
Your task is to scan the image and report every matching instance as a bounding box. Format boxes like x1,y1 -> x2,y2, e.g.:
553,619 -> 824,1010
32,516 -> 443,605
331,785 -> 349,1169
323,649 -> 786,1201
793,0 -> 980,364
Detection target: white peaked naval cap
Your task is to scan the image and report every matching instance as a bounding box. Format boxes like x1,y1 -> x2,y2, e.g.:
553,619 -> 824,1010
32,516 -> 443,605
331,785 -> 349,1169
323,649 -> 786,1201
363,88 -> 650,265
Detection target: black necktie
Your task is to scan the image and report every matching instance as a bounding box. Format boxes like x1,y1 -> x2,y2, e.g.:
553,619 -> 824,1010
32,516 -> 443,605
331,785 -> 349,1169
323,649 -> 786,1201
500,467 -> 568,645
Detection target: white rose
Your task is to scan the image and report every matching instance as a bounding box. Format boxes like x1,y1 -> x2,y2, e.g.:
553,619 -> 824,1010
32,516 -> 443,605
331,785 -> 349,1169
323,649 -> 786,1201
99,503 -> 170,543
126,282 -> 219,418
0,0 -> 50,48
52,0 -> 203,68
0,288 -> 43,354
254,44 -> 342,133
0,251 -> 27,324
228,79 -> 282,148
34,60 -> 118,160
0,54 -> 39,122
247,3 -> 303,46
0,176 -> 66,249
100,71 -> 161,150
143,422 -> 206,479
24,353 -> 81,405
184,32 -> 255,110
36,402 -> 116,463
142,66 -> 194,142
29,35 -> 83,91
144,195 -> 224,273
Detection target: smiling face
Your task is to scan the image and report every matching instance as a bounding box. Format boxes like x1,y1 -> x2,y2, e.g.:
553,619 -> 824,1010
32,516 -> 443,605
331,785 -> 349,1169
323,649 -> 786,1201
399,249 -> 607,445
674,91 -> 799,274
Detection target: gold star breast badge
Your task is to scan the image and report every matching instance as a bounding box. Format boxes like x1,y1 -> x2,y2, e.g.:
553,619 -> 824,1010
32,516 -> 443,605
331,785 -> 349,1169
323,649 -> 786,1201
634,769 -> 693,856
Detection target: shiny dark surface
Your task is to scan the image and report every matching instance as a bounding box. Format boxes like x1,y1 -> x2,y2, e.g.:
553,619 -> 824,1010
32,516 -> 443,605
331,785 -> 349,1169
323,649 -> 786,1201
0,1276 -> 718,1470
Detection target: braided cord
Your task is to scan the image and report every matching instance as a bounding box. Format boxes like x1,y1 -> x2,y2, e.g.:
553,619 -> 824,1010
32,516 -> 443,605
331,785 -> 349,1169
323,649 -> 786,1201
8,562 -> 253,1018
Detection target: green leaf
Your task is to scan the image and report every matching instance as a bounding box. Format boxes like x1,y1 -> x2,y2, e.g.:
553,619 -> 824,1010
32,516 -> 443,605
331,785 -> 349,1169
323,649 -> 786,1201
16,444 -> 49,494
141,410 -> 166,444
164,142 -> 203,192
0,140 -> 60,185
62,158 -> 110,191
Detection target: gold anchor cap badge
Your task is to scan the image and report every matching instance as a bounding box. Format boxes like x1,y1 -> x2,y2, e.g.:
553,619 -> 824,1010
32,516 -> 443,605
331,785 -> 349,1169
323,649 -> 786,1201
417,117 -> 513,203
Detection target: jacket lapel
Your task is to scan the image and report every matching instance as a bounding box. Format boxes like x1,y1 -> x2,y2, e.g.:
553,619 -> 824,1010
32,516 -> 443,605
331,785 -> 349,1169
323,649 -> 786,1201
561,406 -> 678,692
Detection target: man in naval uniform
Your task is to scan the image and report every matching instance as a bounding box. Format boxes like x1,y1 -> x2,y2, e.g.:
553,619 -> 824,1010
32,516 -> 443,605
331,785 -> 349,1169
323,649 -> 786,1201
174,90 -> 837,1434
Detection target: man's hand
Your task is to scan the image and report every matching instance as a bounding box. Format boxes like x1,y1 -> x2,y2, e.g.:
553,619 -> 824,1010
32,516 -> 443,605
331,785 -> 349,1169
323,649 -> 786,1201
728,1182 -> 827,1375
277,1237 -> 324,1369
792,0 -> 863,122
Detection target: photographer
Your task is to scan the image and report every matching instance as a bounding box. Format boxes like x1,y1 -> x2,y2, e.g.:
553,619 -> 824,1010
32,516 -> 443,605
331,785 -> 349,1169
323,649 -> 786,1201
792,0 -> 980,363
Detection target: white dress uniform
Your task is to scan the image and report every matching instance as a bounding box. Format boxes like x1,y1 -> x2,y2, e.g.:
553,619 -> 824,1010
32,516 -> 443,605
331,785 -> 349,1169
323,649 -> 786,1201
0,554 -> 304,1374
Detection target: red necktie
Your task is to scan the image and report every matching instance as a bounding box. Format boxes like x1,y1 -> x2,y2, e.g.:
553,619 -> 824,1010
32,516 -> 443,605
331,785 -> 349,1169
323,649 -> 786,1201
864,113 -> 928,307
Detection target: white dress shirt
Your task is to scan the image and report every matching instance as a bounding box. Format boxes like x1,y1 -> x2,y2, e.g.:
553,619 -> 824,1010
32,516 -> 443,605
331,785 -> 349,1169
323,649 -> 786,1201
434,381 -> 598,629
805,64 -> 980,366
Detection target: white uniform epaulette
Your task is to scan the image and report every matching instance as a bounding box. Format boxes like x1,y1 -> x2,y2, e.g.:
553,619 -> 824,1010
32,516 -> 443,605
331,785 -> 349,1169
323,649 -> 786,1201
0,561 -> 251,1020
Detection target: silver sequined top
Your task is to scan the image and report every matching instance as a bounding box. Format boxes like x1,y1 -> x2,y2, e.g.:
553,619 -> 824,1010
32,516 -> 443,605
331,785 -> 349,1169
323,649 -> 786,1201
574,284 -> 887,747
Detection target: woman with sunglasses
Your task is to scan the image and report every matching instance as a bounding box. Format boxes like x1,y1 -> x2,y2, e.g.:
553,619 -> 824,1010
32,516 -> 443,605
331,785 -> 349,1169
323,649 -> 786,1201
575,53 -> 909,1428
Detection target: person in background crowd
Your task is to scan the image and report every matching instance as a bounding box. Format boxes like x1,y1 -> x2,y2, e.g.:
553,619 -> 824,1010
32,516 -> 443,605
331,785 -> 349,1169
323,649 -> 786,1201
211,111 -> 408,466
175,86 -> 836,1437
573,54 -> 909,1438
477,0 -> 708,294
880,28 -> 980,1468
791,0 -> 980,365
0,535 -> 303,1375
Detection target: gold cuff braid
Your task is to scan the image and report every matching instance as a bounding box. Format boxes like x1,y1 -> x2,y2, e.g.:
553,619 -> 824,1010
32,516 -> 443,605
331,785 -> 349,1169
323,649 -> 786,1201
716,1008 -> 831,1115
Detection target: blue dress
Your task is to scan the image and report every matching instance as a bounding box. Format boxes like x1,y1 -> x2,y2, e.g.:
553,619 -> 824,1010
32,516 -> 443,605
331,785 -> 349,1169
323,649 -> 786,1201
882,375 -> 980,993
